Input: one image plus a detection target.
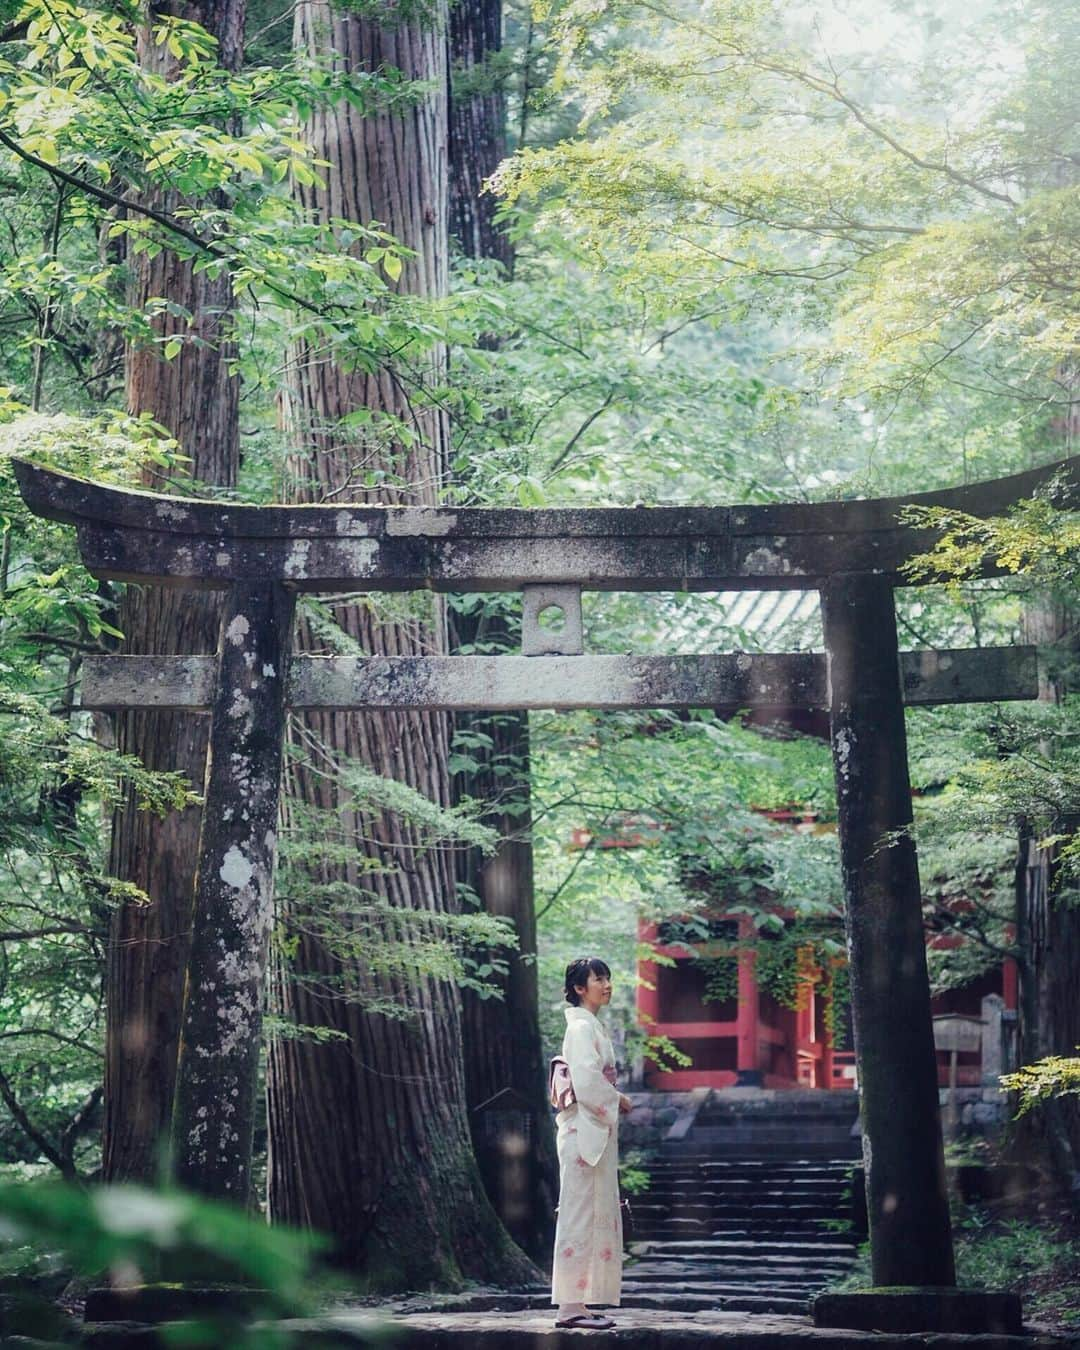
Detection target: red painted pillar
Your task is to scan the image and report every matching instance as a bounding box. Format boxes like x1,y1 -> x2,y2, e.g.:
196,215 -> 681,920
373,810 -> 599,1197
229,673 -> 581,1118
736,915 -> 761,1083
638,918 -> 661,1026
1002,957 -> 1018,1010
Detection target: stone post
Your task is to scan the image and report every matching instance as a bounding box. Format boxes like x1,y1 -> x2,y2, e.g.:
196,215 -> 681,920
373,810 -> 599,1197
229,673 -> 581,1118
820,573 -> 955,1287
981,994 -> 1005,1086
171,581 -> 296,1202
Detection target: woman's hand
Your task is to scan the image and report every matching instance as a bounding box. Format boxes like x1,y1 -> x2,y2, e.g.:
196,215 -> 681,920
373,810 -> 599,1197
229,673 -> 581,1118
618,1093 -> 633,1115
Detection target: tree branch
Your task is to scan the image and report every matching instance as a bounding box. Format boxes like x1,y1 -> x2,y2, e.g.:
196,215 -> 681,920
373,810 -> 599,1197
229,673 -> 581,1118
545,390 -> 618,476
59,1083 -> 103,1171
0,1062 -> 73,1179
0,126 -> 213,253
0,126 -> 332,319
0,926 -> 95,940
0,1028 -> 104,1057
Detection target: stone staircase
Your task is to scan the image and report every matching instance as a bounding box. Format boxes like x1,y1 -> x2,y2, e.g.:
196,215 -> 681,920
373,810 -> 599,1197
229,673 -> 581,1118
686,1087 -> 862,1158
619,1090 -> 863,1315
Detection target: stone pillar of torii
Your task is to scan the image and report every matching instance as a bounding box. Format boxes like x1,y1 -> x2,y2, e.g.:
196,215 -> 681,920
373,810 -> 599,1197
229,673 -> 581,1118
15,455 -> 1078,1294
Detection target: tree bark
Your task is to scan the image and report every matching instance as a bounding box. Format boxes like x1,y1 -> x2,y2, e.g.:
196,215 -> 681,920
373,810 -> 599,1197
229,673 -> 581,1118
266,0 -> 538,1286
102,0 -> 243,1185
451,678 -> 557,1261
1009,594 -> 1080,1188
448,0 -> 556,1263
448,0 -> 512,271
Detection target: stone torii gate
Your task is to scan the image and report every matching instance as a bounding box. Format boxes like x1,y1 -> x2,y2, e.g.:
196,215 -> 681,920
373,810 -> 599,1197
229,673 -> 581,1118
14,455 -> 1079,1295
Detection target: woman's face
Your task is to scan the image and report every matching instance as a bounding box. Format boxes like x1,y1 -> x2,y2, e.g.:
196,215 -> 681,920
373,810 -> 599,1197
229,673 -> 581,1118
575,968 -> 612,1010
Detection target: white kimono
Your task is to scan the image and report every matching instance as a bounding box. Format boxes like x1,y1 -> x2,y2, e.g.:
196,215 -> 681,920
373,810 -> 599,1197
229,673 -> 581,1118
551,1005 -> 623,1307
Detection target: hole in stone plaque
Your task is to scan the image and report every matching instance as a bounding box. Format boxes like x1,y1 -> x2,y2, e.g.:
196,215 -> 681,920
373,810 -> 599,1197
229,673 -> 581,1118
537,605 -> 566,633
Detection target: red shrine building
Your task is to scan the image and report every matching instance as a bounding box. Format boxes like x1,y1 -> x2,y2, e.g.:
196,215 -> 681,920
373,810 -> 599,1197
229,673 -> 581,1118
637,909 -> 855,1092
635,908 -> 1018,1092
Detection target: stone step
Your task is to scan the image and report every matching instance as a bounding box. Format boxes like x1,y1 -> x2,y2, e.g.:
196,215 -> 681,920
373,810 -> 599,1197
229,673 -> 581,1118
624,1269 -> 830,1288
632,1232 -> 854,1246
637,1215 -> 850,1226
644,1168 -> 853,1179
635,1205 -> 845,1222
367,1306 -> 1078,1349
631,1221 -> 854,1238
631,1198 -> 853,1209
636,1194 -> 853,1206
631,1237 -> 852,1250
627,1255 -> 856,1274
634,1221 -> 850,1230
631,1241 -> 848,1253
637,1207 -> 850,1220
660,1146 -> 862,1159
632,1246 -> 851,1261
625,1284 -> 822,1302
624,1280 -> 819,1297
627,1243 -> 855,1264
631,1240 -> 857,1258
647,1165 -> 856,1177
630,1243 -> 854,1260
628,1239 -> 855,1259
646,1155 -> 856,1164
629,1242 -> 858,1263
647,1199 -> 851,1206
442,1289 -> 820,1316
624,1258 -> 856,1278
695,1110 -> 858,1124
632,1210 -> 847,1226
646,1159 -> 855,1168
645,1220 -> 858,1231
623,1273 -> 850,1292
650,1153 -> 856,1161
633,1214 -> 851,1226
648,1171 -> 856,1181
642,1182 -> 853,1193
631,1198 -> 842,1209
697,1090 -> 859,1104
620,1291 -> 813,1314
645,1177 -> 853,1188
696,1109 -> 859,1116
687,1133 -> 856,1145
378,1283 -> 838,1315
689,1125 -> 857,1136
624,1278 -> 840,1297
643,1183 -> 852,1194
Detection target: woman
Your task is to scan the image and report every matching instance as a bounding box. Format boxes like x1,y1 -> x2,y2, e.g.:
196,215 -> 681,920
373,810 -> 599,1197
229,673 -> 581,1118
551,956 -> 633,1331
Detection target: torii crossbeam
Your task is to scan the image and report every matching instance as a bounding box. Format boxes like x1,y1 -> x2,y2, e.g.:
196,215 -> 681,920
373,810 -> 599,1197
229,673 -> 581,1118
14,454 -> 1079,1293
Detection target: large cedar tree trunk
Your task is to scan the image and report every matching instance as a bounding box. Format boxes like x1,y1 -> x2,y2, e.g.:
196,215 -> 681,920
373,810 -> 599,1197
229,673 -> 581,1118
448,0 -> 556,1263
102,0 -> 244,1184
265,0 -> 538,1287
448,0 -> 512,272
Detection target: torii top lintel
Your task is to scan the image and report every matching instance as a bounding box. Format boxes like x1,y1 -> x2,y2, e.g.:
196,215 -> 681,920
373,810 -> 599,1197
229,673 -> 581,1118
13,457 -> 1078,593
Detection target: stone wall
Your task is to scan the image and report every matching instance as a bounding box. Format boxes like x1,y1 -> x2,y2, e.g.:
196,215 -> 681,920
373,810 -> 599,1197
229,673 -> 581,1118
619,1091 -> 698,1151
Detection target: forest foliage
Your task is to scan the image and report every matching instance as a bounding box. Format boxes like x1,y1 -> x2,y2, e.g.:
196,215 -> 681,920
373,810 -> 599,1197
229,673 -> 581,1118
0,0 -> 1076,1189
